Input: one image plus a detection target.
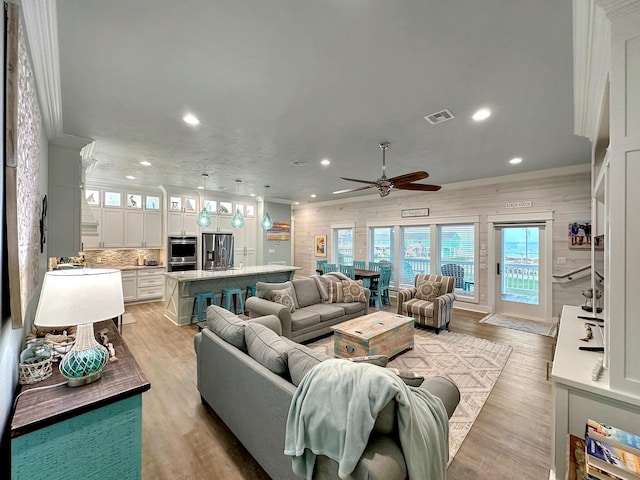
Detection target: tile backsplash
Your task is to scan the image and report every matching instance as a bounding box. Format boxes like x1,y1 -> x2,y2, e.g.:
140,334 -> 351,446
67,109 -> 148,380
83,249 -> 163,267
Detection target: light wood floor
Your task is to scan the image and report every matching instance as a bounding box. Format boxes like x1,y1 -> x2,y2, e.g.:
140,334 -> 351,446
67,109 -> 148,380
122,301 -> 554,479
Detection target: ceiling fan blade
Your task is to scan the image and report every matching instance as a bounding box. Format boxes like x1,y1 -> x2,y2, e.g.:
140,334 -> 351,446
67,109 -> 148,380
395,183 -> 442,191
389,171 -> 429,184
333,184 -> 375,195
339,177 -> 377,185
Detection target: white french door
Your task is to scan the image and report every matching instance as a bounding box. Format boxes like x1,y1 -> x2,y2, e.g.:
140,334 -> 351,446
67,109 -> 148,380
494,224 -> 546,320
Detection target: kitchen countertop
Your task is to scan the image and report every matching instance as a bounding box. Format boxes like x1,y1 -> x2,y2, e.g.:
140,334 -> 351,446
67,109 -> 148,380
165,265 -> 300,282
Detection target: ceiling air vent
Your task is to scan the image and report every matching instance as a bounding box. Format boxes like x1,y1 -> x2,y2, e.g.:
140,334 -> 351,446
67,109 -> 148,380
290,161 -> 308,166
424,109 -> 455,125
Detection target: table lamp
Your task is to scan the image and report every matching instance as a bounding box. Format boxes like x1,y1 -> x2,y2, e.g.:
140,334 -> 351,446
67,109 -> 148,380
34,268 -> 124,387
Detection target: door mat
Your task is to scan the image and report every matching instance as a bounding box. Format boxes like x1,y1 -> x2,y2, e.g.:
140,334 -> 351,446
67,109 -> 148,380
479,313 -> 557,337
306,329 -> 512,465
122,312 -> 137,325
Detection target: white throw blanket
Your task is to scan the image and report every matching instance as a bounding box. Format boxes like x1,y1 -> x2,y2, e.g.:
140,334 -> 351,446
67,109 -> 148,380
284,359 -> 449,480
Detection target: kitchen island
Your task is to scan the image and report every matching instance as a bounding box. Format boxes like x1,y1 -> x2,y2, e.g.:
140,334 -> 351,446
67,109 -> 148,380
164,265 -> 300,325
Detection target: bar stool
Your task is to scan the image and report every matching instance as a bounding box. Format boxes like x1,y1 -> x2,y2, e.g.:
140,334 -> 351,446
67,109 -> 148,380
191,291 -> 218,324
245,284 -> 257,301
220,288 -> 245,315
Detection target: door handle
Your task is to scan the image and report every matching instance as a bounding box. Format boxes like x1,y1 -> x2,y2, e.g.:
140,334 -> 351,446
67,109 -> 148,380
497,263 -> 501,275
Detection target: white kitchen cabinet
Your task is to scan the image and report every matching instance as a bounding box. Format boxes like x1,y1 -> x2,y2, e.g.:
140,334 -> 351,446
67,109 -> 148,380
101,209 -> 125,248
168,210 -> 198,236
81,206 -> 102,250
143,211 -> 163,247
136,267 -> 165,300
121,271 -> 137,302
124,210 -> 144,247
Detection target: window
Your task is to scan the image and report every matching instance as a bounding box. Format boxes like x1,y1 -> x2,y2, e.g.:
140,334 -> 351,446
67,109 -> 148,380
104,191 -> 122,207
218,201 -> 232,214
145,195 -> 160,210
126,193 -> 142,208
370,227 -> 394,264
438,224 -> 475,296
333,228 -> 353,265
204,200 -> 216,213
400,226 -> 430,287
85,189 -> 100,206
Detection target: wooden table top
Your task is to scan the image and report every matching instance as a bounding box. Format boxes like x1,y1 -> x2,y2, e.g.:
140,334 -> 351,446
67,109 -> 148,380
11,319 -> 150,438
331,311 -> 414,340
315,268 -> 380,279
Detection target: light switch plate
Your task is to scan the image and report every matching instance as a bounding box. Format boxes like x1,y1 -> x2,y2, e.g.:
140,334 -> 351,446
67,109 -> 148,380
556,257 -> 567,265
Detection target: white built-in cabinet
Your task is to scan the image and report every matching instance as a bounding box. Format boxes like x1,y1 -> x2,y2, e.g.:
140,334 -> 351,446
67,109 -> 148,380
550,2 -> 640,478
82,186 -> 164,249
167,193 -> 199,236
120,267 -> 165,303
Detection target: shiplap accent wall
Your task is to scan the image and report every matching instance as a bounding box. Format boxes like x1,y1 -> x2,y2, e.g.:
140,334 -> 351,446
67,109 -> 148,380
293,168 -> 591,317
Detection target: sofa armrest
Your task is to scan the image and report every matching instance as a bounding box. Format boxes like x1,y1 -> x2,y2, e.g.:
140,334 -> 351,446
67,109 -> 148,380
433,292 -> 456,309
245,315 -> 283,336
245,297 -> 292,338
396,287 -> 417,314
421,376 -> 461,418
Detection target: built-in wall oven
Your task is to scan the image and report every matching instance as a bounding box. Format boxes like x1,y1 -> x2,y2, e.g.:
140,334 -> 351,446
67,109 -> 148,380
167,236 -> 197,271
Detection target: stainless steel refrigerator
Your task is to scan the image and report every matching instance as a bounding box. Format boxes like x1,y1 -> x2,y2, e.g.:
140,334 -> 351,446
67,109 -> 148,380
202,233 -> 234,270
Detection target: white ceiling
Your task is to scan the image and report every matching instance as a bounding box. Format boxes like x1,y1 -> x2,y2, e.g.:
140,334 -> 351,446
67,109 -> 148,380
54,0 -> 590,203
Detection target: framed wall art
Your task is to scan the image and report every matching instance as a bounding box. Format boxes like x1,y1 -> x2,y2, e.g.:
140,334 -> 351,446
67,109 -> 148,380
314,234 -> 327,257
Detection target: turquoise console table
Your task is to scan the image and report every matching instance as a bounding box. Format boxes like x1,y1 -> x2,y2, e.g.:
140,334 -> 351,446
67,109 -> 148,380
10,320 -> 150,479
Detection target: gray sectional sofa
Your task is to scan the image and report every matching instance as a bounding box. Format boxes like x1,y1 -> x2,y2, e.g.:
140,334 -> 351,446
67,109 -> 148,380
194,305 -> 461,480
245,272 -> 370,343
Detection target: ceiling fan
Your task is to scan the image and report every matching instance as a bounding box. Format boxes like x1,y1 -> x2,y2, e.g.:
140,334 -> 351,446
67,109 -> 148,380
333,142 -> 442,197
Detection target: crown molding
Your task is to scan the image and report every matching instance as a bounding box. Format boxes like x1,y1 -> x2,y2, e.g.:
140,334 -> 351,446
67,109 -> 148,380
596,0 -> 640,17
573,0 -> 611,141
21,0 -> 63,140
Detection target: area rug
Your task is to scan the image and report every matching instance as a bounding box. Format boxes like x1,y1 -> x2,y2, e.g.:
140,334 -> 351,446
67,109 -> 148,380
122,312 -> 137,325
479,313 -> 557,337
306,329 -> 512,464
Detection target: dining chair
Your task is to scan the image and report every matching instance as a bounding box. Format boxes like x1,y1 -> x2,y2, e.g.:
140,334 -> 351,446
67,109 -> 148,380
316,260 -> 328,271
369,266 -> 391,308
339,264 -> 355,279
353,260 -> 366,270
322,263 -> 337,274
368,262 -> 382,272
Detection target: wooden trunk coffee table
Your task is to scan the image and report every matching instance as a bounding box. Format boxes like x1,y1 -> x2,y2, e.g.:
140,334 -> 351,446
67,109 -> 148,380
331,311 -> 415,359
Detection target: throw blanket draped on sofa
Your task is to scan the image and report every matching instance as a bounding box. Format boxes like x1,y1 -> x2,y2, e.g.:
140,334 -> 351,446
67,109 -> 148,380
284,359 -> 449,480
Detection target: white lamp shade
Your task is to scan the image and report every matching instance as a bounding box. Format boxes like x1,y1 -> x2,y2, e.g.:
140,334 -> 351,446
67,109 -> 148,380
34,269 -> 125,327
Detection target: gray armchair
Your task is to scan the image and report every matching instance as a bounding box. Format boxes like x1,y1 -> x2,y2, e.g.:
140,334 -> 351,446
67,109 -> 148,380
396,274 -> 456,334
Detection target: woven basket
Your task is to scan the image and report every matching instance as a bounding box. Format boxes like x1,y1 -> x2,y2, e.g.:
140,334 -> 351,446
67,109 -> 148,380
18,356 -> 53,385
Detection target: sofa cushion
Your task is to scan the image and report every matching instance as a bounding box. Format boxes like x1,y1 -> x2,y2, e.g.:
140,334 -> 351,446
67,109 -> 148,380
299,303 -> 345,323
287,344 -> 332,386
333,302 -> 366,315
256,281 -> 299,309
415,280 -> 442,301
403,298 -> 435,319
290,309 -> 321,332
387,368 -> 425,387
342,279 -> 367,303
292,278 -> 322,308
271,287 -> 296,313
313,275 -> 333,303
206,305 -> 247,350
244,322 -> 290,375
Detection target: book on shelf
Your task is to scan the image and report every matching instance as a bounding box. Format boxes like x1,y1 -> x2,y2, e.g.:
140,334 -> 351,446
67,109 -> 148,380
586,437 -> 640,480
587,463 -> 626,480
587,420 -> 640,456
568,434 -> 587,480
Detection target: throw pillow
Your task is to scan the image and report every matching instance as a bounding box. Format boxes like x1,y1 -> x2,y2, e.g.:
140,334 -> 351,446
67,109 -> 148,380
415,280 -> 442,302
256,281 -> 299,309
327,280 -> 344,303
244,323 -> 290,375
206,305 -> 247,350
271,287 -> 296,313
387,367 -> 425,387
341,279 -> 367,303
287,345 -> 332,386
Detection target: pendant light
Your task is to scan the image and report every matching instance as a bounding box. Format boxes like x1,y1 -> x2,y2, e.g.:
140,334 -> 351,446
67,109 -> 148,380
261,185 -> 273,230
231,179 -> 244,228
196,173 -> 212,228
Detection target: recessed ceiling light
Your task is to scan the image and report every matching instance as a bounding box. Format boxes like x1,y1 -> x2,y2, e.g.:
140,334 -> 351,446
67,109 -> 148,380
310,194 -> 316,198
183,114 -> 199,125
320,158 -> 331,166
140,161 -> 151,166
250,193 -> 256,197
509,157 -> 523,164
472,108 -> 491,121
197,186 -> 204,190
293,201 -> 300,205
126,175 -> 135,180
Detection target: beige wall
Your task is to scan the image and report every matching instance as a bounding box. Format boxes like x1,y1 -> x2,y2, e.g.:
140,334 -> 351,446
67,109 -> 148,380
292,167 -> 591,317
